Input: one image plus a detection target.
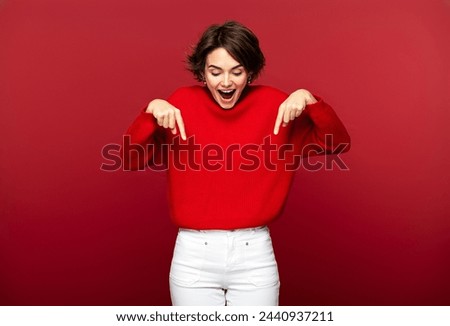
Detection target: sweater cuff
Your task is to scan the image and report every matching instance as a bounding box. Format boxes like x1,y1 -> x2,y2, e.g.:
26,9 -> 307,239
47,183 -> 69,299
125,106 -> 159,138
303,94 -> 324,114
136,106 -> 158,127
303,95 -> 345,130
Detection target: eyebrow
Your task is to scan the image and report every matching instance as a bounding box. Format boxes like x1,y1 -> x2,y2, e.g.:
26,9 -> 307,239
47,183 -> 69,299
207,64 -> 243,70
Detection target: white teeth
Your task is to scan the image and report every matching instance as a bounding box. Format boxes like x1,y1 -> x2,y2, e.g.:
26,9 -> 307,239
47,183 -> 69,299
220,90 -> 234,93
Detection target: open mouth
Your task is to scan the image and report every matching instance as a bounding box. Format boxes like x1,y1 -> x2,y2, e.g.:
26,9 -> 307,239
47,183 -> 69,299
218,89 -> 236,100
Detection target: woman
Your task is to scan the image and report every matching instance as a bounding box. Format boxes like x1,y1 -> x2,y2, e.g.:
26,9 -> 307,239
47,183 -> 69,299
122,21 -> 350,305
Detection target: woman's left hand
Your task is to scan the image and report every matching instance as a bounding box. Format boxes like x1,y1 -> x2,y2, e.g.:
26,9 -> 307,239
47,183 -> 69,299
273,89 -> 317,135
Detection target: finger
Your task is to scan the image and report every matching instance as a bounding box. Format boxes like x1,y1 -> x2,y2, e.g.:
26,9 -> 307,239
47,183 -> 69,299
167,110 -> 177,134
155,114 -> 164,127
152,111 -> 160,126
289,108 -> 297,121
174,110 -> 187,140
283,106 -> 291,124
273,107 -> 284,135
162,114 -> 170,129
168,111 -> 176,130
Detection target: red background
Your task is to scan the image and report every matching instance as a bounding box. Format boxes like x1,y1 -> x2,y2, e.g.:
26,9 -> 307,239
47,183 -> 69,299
1,0 -> 449,305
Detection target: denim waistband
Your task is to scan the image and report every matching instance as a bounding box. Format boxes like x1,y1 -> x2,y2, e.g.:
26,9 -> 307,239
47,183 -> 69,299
179,225 -> 267,234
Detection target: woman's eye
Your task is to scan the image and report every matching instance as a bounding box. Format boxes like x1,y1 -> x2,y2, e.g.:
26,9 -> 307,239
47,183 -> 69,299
211,72 -> 220,77
233,72 -> 243,76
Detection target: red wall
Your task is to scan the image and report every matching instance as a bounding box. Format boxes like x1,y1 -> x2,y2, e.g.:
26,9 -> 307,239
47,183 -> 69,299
1,0 -> 449,305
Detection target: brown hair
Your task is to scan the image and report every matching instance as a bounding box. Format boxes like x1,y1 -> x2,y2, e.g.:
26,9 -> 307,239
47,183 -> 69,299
187,21 -> 265,82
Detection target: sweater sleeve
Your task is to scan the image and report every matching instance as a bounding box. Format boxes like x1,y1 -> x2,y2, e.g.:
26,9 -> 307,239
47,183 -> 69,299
292,96 -> 351,156
120,107 -> 165,171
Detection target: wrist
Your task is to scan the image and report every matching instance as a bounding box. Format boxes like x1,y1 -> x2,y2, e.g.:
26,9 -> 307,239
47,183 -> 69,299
295,89 -> 316,105
306,95 -> 317,105
146,99 -> 162,114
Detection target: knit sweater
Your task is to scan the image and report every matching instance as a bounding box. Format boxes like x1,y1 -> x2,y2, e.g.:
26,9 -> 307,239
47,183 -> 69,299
122,85 -> 351,230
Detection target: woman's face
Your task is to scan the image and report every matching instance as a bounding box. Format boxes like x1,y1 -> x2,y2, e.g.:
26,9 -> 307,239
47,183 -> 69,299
204,47 -> 249,109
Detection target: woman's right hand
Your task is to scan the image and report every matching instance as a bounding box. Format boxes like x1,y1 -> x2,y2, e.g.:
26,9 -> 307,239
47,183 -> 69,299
146,99 -> 186,140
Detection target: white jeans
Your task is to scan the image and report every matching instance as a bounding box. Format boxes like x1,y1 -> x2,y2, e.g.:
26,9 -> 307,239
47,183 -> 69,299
169,226 -> 280,306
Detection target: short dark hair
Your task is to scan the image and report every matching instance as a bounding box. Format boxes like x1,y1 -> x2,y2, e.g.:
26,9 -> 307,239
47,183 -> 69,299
187,21 -> 265,82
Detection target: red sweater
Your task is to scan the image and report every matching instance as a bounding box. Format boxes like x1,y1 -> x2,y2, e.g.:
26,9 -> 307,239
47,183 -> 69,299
122,85 -> 350,230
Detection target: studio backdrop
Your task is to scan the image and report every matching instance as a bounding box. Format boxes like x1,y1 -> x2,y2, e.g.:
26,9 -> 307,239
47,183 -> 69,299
1,0 -> 449,305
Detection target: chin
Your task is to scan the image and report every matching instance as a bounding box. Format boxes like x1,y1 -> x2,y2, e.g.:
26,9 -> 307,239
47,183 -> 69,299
219,103 -> 235,110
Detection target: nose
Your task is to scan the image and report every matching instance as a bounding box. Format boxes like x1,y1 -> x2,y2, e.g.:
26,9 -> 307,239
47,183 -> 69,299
221,73 -> 232,88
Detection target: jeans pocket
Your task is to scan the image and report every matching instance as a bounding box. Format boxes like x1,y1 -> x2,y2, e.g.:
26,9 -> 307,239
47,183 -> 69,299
244,235 -> 280,287
169,232 -> 206,286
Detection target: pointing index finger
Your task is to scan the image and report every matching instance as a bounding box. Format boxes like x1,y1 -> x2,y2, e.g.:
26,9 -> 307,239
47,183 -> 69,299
174,110 -> 186,140
273,107 -> 284,135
